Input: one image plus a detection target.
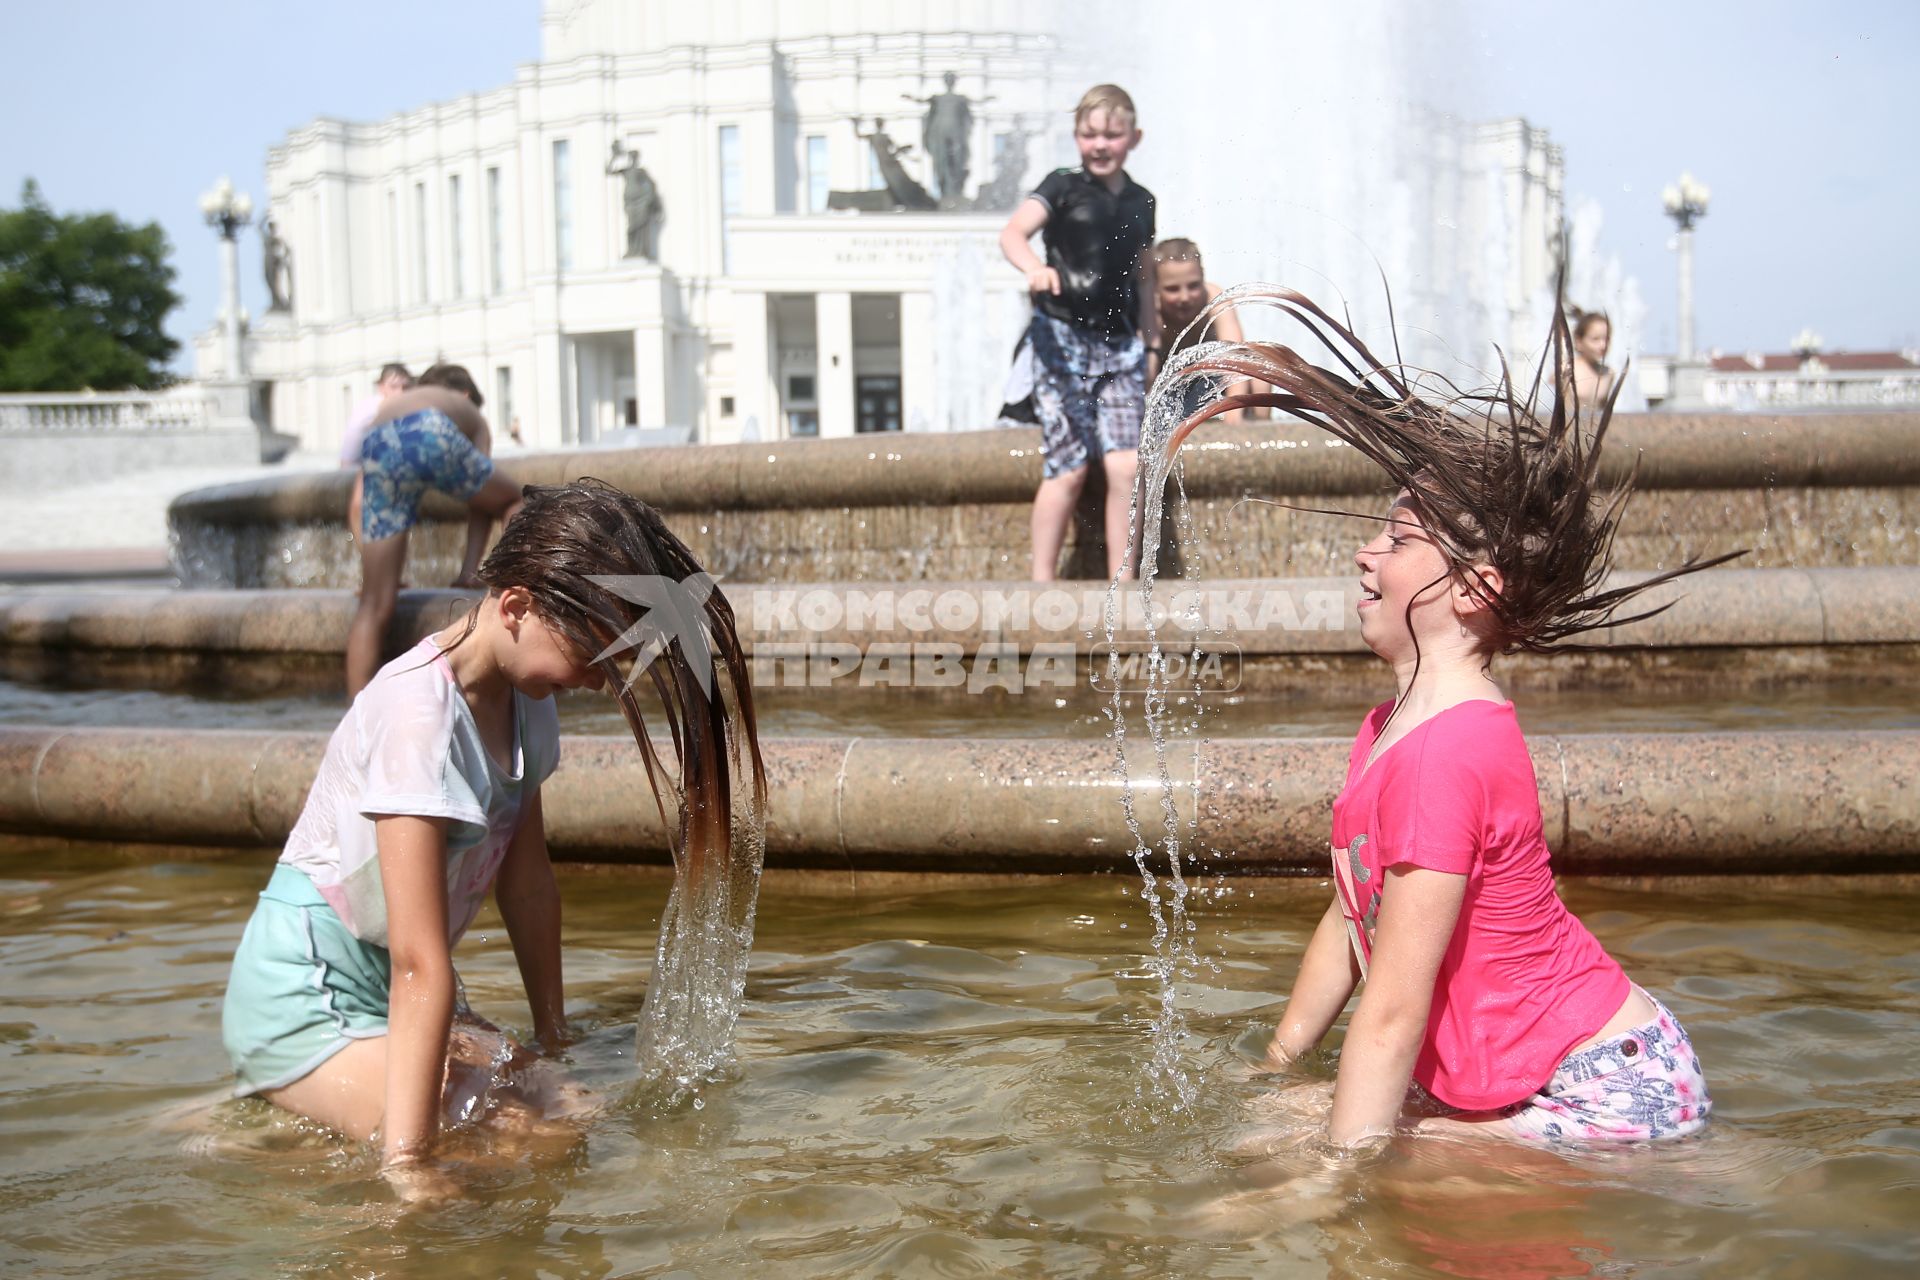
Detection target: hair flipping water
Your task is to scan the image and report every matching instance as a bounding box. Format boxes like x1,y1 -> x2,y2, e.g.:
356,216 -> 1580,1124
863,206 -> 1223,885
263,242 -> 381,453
451,478 -> 766,865
1152,284 -> 1744,656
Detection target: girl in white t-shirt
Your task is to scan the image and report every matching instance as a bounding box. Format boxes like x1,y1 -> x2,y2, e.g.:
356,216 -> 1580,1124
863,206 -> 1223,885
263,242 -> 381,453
222,480 -> 765,1199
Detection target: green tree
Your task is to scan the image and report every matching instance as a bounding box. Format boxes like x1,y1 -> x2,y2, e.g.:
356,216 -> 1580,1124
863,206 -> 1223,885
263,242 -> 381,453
0,179 -> 181,391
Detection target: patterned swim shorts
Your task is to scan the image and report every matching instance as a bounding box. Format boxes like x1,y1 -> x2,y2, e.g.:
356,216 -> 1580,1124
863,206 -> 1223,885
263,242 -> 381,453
1026,312 -> 1146,480
358,408 -> 495,541
1501,990 -> 1712,1143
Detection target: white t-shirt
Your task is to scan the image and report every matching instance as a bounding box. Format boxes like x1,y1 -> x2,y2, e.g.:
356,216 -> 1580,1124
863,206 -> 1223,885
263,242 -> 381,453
280,637 -> 562,947
339,392 -> 386,467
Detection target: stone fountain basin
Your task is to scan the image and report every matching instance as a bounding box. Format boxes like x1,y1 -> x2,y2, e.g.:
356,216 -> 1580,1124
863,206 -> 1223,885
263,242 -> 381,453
165,416 -> 1920,588
6,565 -> 1916,871
1,724 -> 1913,876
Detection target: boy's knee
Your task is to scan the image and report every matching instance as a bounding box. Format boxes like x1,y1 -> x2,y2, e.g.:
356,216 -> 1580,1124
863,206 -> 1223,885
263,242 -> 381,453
1045,464 -> 1091,494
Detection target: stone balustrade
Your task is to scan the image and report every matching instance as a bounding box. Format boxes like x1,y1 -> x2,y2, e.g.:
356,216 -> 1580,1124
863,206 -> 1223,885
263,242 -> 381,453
0,389 -> 213,434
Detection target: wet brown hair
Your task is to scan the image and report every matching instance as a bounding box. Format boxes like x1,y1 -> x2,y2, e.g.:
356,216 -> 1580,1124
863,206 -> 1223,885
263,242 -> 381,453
417,362 -> 483,408
1572,310 -> 1610,341
454,478 -> 765,872
1154,284 -> 1743,656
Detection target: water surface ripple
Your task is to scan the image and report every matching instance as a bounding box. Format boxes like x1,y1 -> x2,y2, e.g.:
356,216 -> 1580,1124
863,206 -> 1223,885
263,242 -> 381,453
1,850 -> 1915,1277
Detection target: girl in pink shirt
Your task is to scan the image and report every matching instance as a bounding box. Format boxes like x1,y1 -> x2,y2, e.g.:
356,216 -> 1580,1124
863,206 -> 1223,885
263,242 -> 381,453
1159,288 -> 1737,1148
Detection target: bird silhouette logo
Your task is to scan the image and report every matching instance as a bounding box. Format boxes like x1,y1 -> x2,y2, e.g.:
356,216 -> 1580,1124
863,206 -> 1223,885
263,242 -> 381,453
586,573 -> 720,698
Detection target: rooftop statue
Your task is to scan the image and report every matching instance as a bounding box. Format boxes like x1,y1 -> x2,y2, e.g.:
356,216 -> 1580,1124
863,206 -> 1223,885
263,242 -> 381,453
829,118 -> 937,212
261,217 -> 293,313
903,72 -> 994,207
607,141 -> 664,260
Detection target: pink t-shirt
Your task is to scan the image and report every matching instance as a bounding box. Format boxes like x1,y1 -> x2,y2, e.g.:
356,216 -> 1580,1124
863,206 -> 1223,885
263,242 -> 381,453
1330,699 -> 1628,1110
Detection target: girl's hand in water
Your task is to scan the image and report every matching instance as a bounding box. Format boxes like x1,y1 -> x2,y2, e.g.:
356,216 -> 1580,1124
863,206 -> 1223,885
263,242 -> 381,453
1026,266 -> 1061,295
1256,1036 -> 1301,1077
382,1151 -> 460,1206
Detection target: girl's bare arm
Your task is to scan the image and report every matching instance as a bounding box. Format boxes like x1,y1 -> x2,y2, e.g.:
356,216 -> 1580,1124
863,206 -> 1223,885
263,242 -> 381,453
1326,865 -> 1465,1146
375,814 -> 456,1168
495,787 -> 567,1050
1264,897 -> 1362,1067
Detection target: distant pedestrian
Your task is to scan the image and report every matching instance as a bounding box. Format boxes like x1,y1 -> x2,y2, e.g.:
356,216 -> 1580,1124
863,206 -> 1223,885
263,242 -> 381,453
1565,311 -> 1616,412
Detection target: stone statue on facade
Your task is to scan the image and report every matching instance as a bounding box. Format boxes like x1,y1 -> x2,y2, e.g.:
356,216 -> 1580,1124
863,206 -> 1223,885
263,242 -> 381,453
903,72 -> 991,206
828,118 -> 937,213
606,141 -> 664,260
261,217 -> 293,312
971,120 -> 1033,213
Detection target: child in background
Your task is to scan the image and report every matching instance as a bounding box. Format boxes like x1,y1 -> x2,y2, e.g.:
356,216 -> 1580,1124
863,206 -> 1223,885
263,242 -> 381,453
999,84 -> 1156,582
1151,238 -> 1257,424
342,363 -> 415,545
347,363 -> 524,698
1162,290 -> 1737,1148
223,480 -> 765,1198
1566,310 -> 1617,410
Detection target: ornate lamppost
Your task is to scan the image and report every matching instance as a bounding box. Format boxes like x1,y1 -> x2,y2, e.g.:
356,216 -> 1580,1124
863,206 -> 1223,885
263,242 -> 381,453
199,176 -> 254,380
1661,172 -> 1710,362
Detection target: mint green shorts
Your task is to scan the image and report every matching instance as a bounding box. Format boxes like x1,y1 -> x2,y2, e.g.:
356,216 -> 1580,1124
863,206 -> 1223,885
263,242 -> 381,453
221,864 -> 391,1097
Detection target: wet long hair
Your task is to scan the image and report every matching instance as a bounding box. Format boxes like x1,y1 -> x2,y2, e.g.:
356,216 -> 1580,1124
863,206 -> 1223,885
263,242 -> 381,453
1151,284 -> 1744,657
453,478 -> 765,865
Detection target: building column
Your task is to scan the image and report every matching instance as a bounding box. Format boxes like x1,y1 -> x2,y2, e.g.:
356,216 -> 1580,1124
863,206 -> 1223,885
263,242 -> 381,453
899,290 -> 935,432
816,289 -> 855,438
726,287 -> 770,445
533,329 -> 566,448
634,323 -> 667,428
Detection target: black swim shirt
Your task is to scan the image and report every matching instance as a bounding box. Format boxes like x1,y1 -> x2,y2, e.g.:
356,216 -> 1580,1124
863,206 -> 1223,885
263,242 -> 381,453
1029,167 -> 1156,339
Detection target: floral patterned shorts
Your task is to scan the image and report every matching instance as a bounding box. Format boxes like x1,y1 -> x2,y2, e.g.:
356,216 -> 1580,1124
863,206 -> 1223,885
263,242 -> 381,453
358,408 -> 494,541
1501,990 -> 1711,1143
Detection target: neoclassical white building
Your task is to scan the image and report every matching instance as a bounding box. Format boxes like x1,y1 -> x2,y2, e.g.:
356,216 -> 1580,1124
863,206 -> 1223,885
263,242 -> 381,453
199,0 -> 1569,455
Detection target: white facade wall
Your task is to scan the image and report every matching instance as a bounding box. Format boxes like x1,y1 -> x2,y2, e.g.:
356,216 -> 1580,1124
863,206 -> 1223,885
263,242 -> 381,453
196,0 -> 1564,453
199,1 -> 1070,454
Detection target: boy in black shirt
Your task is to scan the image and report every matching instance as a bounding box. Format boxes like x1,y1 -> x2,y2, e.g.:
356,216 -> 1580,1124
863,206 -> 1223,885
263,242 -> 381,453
998,84 -> 1155,581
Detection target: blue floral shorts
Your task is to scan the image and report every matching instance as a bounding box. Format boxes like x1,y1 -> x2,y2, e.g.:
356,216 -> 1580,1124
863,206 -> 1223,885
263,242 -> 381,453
358,408 -> 494,541
1027,312 -> 1146,479
1500,990 -> 1712,1143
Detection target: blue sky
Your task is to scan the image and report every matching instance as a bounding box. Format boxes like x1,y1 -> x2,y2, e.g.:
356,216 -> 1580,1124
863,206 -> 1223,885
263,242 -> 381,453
3,1 -> 1914,369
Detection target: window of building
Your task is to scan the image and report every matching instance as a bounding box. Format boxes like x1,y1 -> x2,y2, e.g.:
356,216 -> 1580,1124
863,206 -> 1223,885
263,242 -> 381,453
553,139 -> 573,272
718,125 -> 741,273
413,181 -> 429,302
447,173 -> 465,298
805,135 -> 828,214
719,396 -> 736,417
495,366 -> 514,434
486,165 -> 505,294
788,374 -> 815,401
386,188 -> 401,308
788,410 -> 819,437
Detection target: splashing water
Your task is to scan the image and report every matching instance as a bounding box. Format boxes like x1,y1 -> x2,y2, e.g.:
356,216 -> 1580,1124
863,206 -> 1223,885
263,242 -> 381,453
627,701 -> 770,1108
1106,327 -> 1255,1117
